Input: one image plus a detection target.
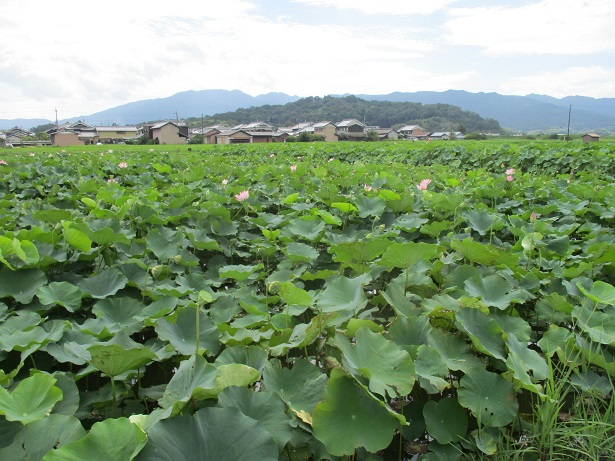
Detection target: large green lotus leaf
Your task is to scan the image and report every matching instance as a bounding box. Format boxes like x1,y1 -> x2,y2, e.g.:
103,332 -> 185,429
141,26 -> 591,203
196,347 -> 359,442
0,236 -> 39,267
537,325 -> 573,356
423,397 -> 468,444
155,306 -> 220,356
505,334 -> 548,394
145,227 -> 184,261
354,195 -> 387,218
315,274 -> 369,314
0,414 -> 85,461
426,328 -> 483,374
36,281 -> 83,312
392,213 -> 428,233
88,332 -> 157,377
414,345 -> 450,394
0,373 -> 63,424
286,216 -> 326,241
269,312 -> 338,356
218,264 -> 264,282
135,407 -> 278,461
388,315 -> 432,355
42,417 -> 146,461
330,202 -> 358,213
283,242 -> 319,264
312,369 -> 400,456
270,281 -> 313,307
455,308 -> 506,361
263,358 -> 327,414
458,367 -> 518,427
572,303 -> 615,346
379,242 -> 441,269
91,297 -> 146,335
578,280 -> 615,306
62,222 -> 92,253
381,276 -> 418,318
464,274 -> 520,310
215,345 -> 269,372
451,238 -> 518,267
336,328 -> 415,399
0,268 -> 47,304
196,364 -> 261,401
463,209 -> 505,236
158,354 -> 218,411
330,239 -> 392,266
217,386 -> 293,451
51,372 -> 80,417
77,267 -> 128,299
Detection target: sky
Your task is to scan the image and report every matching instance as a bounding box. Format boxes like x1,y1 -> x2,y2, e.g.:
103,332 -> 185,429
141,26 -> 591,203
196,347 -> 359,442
1,0 -> 614,121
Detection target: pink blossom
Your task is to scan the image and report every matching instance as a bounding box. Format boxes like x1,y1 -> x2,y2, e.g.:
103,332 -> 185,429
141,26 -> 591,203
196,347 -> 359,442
107,178 -> 117,183
118,162 -> 128,168
29,153 -> 35,157
328,158 -> 334,162
0,160 -> 7,165
530,211 -> 538,222
234,190 -> 249,202
269,153 -> 275,158
290,165 -> 297,172
222,178 -> 228,186
505,168 -> 515,175
363,184 -> 373,192
416,179 -> 432,190
506,175 -> 514,182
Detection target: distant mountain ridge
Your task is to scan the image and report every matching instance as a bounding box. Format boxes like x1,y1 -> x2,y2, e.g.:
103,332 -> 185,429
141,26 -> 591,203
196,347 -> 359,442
2,89 -> 613,133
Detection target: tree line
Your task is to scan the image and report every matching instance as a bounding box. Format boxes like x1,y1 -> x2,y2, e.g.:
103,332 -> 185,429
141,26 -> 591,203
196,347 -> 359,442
187,95 -> 503,133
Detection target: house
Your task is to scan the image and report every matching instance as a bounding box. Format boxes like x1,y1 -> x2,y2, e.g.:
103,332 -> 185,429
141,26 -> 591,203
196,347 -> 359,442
140,122 -> 187,144
216,129 -> 252,144
51,130 -> 84,146
96,126 -> 139,143
313,121 -> 338,142
398,125 -> 428,139
5,127 -> 35,144
336,119 -> 367,140
336,119 -> 365,133
374,128 -> 399,141
234,121 -> 274,132
582,133 -> 600,143
428,132 -> 450,140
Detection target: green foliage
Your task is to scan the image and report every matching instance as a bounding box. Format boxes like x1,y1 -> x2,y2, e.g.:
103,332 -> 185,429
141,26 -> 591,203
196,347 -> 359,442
0,141 -> 614,459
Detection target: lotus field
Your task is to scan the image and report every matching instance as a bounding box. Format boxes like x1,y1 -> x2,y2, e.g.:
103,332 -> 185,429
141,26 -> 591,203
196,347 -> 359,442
0,141 -> 615,460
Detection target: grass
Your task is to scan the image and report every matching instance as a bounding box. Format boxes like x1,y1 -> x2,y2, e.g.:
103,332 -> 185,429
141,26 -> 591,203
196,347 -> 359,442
463,355 -> 615,461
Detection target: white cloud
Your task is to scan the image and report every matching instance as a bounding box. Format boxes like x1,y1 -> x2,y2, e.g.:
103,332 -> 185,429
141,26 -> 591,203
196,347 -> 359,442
445,0 -> 615,55
292,0 -> 458,15
503,66 -> 615,98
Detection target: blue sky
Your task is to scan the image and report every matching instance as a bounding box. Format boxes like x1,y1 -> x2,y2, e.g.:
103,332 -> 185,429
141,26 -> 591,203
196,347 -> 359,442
0,0 -> 613,120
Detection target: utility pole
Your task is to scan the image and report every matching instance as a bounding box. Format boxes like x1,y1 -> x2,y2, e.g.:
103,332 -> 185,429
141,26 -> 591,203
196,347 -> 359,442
201,114 -> 204,144
55,109 -> 58,131
175,110 -> 179,123
566,104 -> 571,141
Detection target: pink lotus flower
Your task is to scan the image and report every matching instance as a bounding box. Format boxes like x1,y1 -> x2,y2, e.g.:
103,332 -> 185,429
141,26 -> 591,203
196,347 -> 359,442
107,178 -> 117,183
290,165 -> 297,172
417,179 -> 432,190
506,175 -> 514,182
118,162 -> 128,168
269,153 -> 275,158
0,160 -> 7,166
234,190 -> 249,202
505,168 -> 515,175
222,178 -> 228,186
363,184 -> 373,192
530,211 -> 538,222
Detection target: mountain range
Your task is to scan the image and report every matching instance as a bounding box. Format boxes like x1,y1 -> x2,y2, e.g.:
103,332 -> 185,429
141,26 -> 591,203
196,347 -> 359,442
2,89 -> 614,133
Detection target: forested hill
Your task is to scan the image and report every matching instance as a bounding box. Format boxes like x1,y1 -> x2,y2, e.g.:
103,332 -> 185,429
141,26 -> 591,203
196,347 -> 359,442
195,95 -> 503,133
